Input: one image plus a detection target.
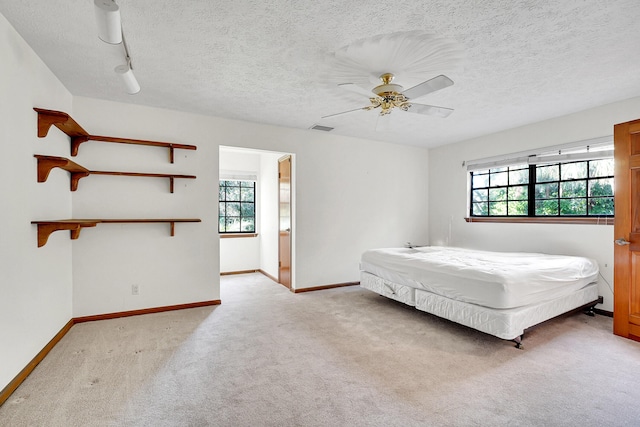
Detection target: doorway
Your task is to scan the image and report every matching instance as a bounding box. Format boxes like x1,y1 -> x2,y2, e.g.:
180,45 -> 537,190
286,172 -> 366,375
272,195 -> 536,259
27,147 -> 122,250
219,146 -> 294,289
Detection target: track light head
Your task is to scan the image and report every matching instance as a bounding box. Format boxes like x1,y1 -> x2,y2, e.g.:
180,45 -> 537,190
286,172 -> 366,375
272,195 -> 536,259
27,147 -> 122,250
94,0 -> 122,44
115,65 -> 140,94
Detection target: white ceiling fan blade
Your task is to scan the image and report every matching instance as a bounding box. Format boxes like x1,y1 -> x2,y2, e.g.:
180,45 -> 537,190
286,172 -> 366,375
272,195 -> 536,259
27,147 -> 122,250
401,75 -> 454,100
322,106 -> 369,119
338,83 -> 373,98
406,103 -> 454,118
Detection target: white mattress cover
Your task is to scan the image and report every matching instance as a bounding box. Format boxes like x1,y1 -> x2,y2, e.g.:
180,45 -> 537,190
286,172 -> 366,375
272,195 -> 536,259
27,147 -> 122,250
360,271 -> 415,306
413,283 -> 599,339
360,246 -> 599,309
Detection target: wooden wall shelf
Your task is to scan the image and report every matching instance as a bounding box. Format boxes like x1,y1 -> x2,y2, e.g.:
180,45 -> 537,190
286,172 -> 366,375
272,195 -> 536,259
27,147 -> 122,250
34,155 -> 196,192
31,219 -> 202,247
34,108 -> 197,163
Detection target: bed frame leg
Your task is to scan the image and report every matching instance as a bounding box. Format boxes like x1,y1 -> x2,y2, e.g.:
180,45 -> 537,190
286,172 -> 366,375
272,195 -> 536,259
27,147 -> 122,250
513,334 -> 524,349
585,296 -> 603,317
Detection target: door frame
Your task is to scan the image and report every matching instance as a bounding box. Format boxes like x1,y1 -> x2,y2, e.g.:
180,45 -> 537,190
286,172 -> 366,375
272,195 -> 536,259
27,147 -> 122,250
278,155 -> 293,289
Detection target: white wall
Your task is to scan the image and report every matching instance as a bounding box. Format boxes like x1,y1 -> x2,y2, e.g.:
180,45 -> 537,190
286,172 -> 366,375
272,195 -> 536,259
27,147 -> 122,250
70,97 -> 219,317
428,96 -> 640,312
220,237 -> 261,273
0,14 -> 74,391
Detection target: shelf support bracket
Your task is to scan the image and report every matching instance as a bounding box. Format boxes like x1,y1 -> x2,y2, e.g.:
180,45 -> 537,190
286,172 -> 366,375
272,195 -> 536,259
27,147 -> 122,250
36,156 -> 68,183
35,108 -> 91,144
70,136 -> 91,157
36,110 -> 68,138
35,155 -> 91,191
69,171 -> 91,191
33,222 -> 98,247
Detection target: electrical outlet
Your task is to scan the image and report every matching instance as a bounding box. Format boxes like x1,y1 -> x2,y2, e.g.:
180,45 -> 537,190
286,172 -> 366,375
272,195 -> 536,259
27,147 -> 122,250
131,284 -> 139,295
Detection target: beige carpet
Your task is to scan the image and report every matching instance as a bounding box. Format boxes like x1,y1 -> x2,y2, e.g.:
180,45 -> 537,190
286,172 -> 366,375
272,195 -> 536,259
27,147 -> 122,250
1,272 -> 639,426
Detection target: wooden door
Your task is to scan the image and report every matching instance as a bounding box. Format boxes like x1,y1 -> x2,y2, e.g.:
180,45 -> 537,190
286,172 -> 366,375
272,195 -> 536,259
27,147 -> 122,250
278,156 -> 292,289
613,118 -> 640,341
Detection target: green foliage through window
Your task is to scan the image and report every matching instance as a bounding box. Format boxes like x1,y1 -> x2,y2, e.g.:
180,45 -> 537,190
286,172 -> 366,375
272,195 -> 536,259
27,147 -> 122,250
219,180 -> 256,233
470,159 -> 614,217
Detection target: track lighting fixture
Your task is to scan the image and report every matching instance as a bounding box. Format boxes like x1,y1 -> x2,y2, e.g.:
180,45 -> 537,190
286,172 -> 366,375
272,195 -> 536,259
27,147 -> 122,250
94,0 -> 122,44
115,64 -> 140,95
94,0 -> 140,94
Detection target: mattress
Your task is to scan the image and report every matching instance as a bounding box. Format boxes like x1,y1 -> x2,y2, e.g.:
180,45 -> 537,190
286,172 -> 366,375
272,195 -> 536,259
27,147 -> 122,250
360,246 -> 599,309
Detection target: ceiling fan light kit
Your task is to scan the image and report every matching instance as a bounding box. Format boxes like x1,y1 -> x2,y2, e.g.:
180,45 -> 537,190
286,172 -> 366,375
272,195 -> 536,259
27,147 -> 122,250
94,0 -> 140,94
365,73 -> 410,116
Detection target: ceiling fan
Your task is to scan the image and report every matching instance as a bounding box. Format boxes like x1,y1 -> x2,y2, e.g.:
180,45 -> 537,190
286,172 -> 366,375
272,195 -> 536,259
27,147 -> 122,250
323,73 -> 454,119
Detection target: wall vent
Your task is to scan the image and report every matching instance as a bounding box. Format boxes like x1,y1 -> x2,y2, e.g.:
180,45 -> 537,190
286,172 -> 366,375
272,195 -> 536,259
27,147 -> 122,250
310,124 -> 334,132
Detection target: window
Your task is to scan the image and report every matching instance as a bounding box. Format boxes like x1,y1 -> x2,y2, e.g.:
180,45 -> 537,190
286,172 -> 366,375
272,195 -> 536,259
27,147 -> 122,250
470,159 -> 614,218
218,180 -> 255,233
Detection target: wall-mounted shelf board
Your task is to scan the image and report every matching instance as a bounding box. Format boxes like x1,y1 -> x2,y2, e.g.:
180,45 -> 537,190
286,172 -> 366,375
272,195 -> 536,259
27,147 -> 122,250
34,155 -> 196,192
34,108 -> 197,163
31,219 -> 201,247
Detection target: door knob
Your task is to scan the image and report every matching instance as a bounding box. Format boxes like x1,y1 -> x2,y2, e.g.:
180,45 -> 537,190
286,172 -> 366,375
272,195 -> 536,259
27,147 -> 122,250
615,238 -> 631,246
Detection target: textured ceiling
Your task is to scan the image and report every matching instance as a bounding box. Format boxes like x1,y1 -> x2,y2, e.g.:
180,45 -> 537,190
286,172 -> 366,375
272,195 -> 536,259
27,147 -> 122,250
2,0 -> 640,148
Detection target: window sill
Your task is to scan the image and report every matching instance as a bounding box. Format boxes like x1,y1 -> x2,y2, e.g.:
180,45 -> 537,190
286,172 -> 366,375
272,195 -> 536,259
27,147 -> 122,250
219,233 -> 258,238
464,217 -> 614,225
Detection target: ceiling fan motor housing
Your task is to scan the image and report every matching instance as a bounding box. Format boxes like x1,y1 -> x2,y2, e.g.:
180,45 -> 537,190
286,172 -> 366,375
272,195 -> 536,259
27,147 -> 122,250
372,83 -> 404,97
372,73 -> 404,97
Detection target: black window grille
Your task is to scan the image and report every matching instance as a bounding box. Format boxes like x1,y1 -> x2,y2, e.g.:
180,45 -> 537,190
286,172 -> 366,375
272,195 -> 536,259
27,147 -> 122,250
219,180 -> 256,233
469,159 -> 614,217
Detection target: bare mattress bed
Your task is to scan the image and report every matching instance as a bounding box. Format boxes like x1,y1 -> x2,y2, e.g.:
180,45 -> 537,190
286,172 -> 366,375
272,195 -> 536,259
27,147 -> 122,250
360,246 -> 601,347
